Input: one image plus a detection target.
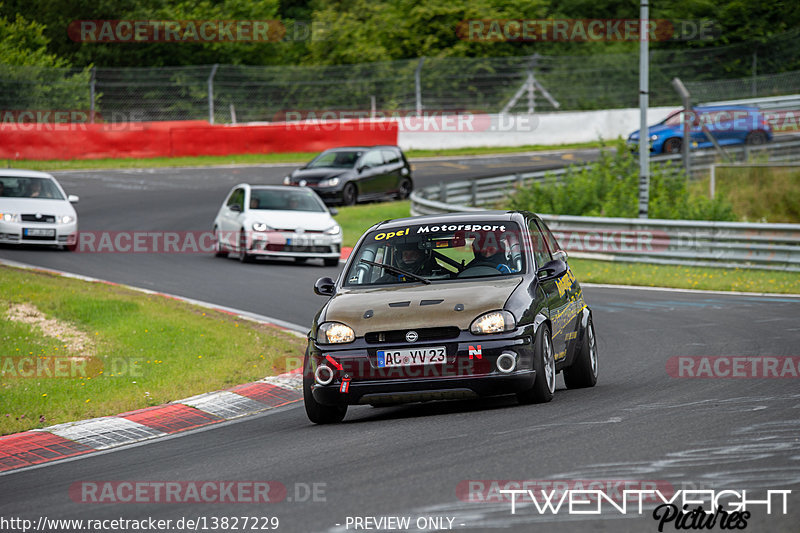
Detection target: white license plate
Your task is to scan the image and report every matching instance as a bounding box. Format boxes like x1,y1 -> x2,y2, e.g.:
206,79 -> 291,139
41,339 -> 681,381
377,347 -> 446,368
288,235 -> 309,246
23,228 -> 55,237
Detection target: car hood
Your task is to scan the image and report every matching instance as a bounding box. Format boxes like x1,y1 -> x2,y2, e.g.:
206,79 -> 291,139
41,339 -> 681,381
291,168 -> 348,181
323,277 -> 523,336
247,210 -> 336,231
0,198 -> 76,216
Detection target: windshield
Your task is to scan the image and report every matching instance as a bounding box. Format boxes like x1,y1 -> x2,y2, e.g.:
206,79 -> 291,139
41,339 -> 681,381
306,150 -> 363,169
344,221 -> 526,286
0,177 -> 65,200
249,189 -> 326,212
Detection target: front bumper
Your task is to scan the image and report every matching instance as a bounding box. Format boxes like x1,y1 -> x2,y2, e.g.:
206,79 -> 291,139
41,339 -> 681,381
0,221 -> 77,246
308,332 -> 536,406
246,232 -> 341,259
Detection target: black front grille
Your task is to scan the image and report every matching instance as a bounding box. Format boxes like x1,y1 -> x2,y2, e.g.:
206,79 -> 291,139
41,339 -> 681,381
21,214 -> 56,223
365,326 -> 460,344
265,244 -> 333,253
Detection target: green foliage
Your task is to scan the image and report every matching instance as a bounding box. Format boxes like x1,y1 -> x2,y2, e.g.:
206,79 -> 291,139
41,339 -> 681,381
3,0 -> 798,70
0,7 -> 68,67
506,139 -> 736,221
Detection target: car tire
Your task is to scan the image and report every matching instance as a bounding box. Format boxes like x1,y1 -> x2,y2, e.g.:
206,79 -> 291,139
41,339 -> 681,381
342,182 -> 357,206
746,130 -> 768,146
239,230 -> 254,263
517,324 -> 555,404
662,138 -> 682,154
563,316 -> 598,389
303,357 -> 347,424
213,227 -> 228,258
323,258 -> 339,267
397,178 -> 412,200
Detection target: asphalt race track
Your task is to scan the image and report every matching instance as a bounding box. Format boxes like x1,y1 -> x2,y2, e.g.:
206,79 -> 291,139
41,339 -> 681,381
1,153 -> 799,532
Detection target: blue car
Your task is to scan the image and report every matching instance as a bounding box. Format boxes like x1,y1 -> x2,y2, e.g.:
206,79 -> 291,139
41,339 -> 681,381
628,106 -> 773,154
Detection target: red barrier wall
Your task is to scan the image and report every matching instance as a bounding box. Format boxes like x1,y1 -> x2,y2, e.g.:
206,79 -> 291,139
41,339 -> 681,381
0,120 -> 399,160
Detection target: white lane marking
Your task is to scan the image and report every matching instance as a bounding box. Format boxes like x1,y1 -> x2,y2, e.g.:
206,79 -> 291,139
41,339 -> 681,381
180,391 -> 272,419
583,282 -> 800,298
45,417 -> 166,450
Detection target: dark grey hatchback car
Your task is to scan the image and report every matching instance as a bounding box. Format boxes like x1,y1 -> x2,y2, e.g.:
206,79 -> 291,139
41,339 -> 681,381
283,146 -> 413,206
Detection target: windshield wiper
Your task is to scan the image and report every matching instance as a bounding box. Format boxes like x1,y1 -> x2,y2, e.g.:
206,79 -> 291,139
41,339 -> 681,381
359,259 -> 431,285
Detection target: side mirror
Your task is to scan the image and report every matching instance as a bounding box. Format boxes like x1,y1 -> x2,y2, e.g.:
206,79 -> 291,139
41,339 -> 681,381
230,204 -> 242,212
328,207 -> 338,216
536,259 -> 567,282
314,277 -> 335,296
68,194 -> 79,204
552,249 -> 568,263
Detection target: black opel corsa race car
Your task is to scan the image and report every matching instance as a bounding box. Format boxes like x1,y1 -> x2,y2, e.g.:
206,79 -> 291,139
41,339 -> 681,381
304,211 -> 597,423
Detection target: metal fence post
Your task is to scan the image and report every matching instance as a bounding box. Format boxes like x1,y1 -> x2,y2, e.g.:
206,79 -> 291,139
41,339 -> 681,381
415,57 -> 426,115
208,64 -> 219,124
470,180 -> 478,206
89,67 -> 96,124
439,181 -> 447,203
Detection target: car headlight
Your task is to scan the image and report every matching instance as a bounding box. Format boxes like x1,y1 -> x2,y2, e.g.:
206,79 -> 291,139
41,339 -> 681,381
283,176 -> 292,185
324,225 -> 341,236
252,222 -> 270,232
470,310 -> 516,335
1,213 -> 19,223
649,134 -> 659,141
318,177 -> 340,187
317,322 -> 355,344
59,215 -> 75,224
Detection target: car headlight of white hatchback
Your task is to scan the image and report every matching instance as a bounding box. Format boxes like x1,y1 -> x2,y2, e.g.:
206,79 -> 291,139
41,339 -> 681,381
324,225 -> 341,235
470,310 -> 516,335
59,215 -> 75,224
252,222 -> 270,232
317,322 -> 355,344
1,213 -> 20,223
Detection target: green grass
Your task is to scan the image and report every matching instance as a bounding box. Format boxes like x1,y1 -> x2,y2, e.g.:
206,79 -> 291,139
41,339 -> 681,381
5,152 -> 319,171
336,201 -> 413,248
405,141 -> 603,158
0,266 -> 307,436
690,166 -> 800,223
7,141 -> 604,172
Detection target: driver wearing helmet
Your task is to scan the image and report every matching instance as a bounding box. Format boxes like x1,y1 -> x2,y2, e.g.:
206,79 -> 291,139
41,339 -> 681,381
378,242 -> 439,282
466,230 -> 513,273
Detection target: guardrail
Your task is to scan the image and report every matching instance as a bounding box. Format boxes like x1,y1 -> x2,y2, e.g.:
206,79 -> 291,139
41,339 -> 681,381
410,137 -> 800,271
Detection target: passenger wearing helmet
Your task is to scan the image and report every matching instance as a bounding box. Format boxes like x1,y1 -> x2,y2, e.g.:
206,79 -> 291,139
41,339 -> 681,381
466,231 -> 513,273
